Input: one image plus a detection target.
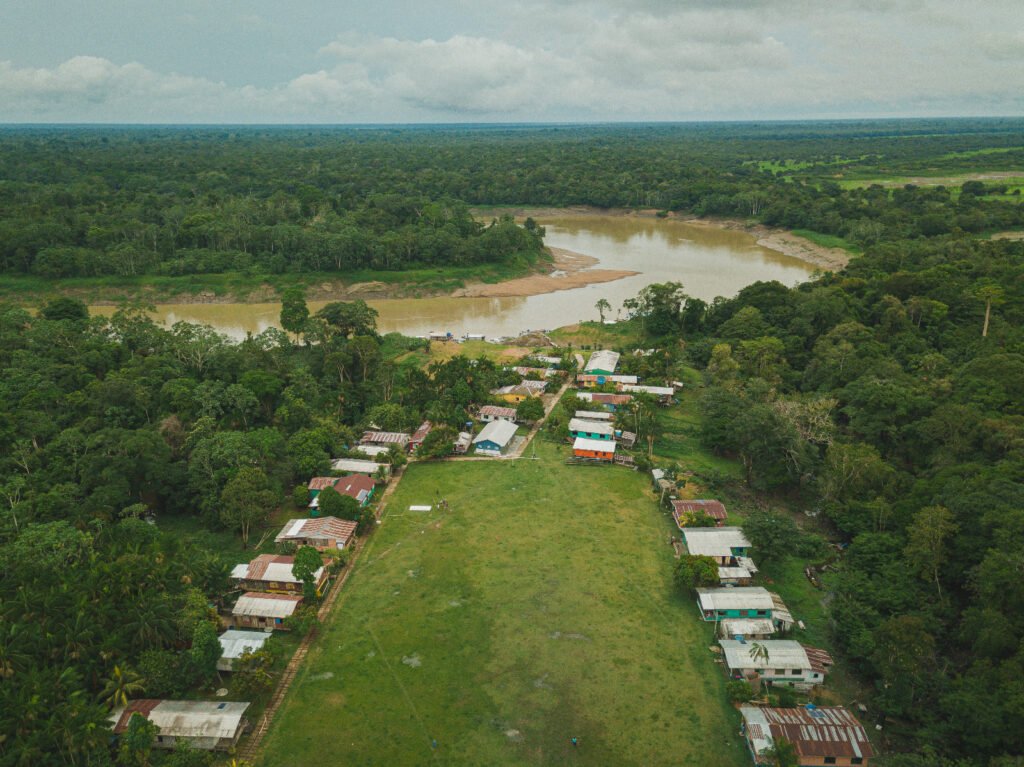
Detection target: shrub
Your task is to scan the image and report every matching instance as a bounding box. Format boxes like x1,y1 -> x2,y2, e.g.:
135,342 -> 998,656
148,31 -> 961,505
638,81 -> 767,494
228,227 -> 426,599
726,679 -> 754,703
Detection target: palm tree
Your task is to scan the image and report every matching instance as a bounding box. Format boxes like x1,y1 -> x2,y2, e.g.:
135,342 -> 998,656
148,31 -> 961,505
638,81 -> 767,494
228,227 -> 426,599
749,642 -> 770,665
595,298 -> 612,323
99,664 -> 145,709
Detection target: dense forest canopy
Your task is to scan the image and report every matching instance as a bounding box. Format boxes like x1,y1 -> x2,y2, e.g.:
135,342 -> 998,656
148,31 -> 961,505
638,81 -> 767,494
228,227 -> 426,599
1,120 -> 1023,280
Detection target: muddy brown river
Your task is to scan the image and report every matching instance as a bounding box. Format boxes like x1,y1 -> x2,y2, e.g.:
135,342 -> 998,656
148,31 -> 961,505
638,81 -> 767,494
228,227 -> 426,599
90,215 -> 815,340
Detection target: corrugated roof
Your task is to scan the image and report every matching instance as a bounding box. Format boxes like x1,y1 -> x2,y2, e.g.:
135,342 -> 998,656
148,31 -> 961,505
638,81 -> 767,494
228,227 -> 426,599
720,640 -> 813,672
308,477 -> 337,491
330,458 -> 385,475
569,418 -> 614,436
682,527 -> 751,558
473,419 -> 518,447
231,555 -> 324,585
334,474 -> 375,503
232,592 -> 303,618
275,516 -> 357,546
360,431 -> 410,445
410,421 -> 432,443
697,587 -> 774,611
718,618 -> 777,638
743,706 -> 875,760
574,410 -> 613,421
584,349 -> 620,373
573,436 -> 617,454
803,645 -> 834,674
672,499 -> 728,521
218,630 -> 270,661
576,373 -> 639,384
111,700 -> 250,739
479,405 -> 517,419
621,384 -> 674,396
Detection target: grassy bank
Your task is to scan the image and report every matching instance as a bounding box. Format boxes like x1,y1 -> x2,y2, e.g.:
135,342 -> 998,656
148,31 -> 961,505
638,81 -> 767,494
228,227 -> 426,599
0,252 -> 549,306
257,441 -> 747,767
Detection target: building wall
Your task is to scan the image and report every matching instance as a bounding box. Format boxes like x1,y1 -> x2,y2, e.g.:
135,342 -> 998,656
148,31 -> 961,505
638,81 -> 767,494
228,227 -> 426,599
570,430 -> 612,441
573,448 -> 613,460
700,606 -> 773,621
233,614 -> 288,630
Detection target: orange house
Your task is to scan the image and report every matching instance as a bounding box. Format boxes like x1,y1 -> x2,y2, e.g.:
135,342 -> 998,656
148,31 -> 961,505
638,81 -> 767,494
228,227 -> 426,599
572,436 -> 617,461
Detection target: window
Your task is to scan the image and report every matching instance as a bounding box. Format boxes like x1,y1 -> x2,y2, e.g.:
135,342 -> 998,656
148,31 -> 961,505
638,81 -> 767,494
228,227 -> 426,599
791,669 -> 801,675
824,758 -> 836,765
852,759 -> 863,765
774,669 -> 785,676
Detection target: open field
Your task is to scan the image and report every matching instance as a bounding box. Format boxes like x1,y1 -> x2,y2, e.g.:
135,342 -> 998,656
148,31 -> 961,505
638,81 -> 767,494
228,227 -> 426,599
256,440 -> 747,767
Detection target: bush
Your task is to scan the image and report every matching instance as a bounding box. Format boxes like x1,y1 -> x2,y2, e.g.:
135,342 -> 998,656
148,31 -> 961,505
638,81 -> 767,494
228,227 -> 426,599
138,649 -> 184,697
726,679 -> 754,703
292,484 -> 309,509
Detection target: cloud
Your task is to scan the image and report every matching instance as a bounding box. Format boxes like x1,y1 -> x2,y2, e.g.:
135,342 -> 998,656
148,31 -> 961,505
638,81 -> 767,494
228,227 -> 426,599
0,1 -> 1021,122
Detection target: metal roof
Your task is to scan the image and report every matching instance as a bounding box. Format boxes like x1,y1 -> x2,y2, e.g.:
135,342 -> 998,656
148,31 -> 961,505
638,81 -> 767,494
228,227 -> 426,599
308,477 -> 337,491
718,566 -> 754,580
584,349 -> 620,373
479,405 -> 517,419
696,587 -> 774,611
231,554 -> 323,585
111,700 -> 250,739
275,516 -> 357,546
671,499 -> 727,521
621,384 -> 675,396
574,410 -> 613,421
720,640 -> 814,672
741,706 -> 874,760
333,474 -> 375,503
577,373 -> 639,384
232,592 -> 303,618
718,618 -> 777,637
473,419 -> 518,447
360,431 -> 410,445
573,436 -> 617,454
218,630 -> 269,662
682,527 -> 751,558
330,458 -> 385,474
569,418 -> 614,436
353,445 -> 391,457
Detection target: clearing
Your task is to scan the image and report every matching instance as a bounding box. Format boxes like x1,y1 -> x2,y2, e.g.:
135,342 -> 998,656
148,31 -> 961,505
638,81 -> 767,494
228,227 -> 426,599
256,439 -> 746,766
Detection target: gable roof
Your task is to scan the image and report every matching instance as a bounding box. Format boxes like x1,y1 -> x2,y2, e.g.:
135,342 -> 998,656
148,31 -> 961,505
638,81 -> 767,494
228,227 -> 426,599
584,349 -> 620,373
218,630 -> 270,661
569,418 -> 614,436
360,431 -> 410,446
308,477 -> 338,491
696,587 -> 774,612
410,421 -> 432,443
682,527 -> 751,557
672,499 -> 727,522
719,639 -> 829,673
573,436 -> 617,454
333,474 -> 375,503
232,592 -> 303,618
479,405 -> 517,419
111,700 -> 250,739
574,410 -> 613,421
741,706 -> 874,761
275,516 -> 357,545
330,458 -> 385,475
230,554 -> 323,585
473,419 -> 518,447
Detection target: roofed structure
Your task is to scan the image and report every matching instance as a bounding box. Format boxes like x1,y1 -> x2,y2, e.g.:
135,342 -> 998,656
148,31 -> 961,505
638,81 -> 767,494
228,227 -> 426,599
671,499 -> 728,527
741,705 -> 874,765
473,419 -> 519,453
275,516 -> 357,550
217,630 -> 270,671
479,405 -> 518,421
574,410 -> 613,421
569,418 -> 615,438
230,554 -> 324,590
110,700 -> 250,751
681,527 -> 751,562
584,349 -> 620,374
360,431 -> 410,447
330,458 -> 387,476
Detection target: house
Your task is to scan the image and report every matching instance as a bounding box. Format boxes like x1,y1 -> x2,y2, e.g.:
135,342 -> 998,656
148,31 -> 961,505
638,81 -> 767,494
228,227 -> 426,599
231,592 -> 303,630
771,592 -> 796,631
619,430 -> 638,449
696,587 -> 775,622
576,373 -> 639,388
275,516 -> 358,551
720,640 -> 833,689
473,419 -> 519,456
330,458 -> 388,479
718,566 -> 755,586
569,418 -> 615,441
110,700 -> 250,751
217,630 -> 270,671
671,499 -> 728,527
310,474 -> 375,512
740,705 -> 875,767
479,405 -> 518,423
575,391 -> 633,411
718,618 -> 778,640
573,436 -> 616,461
428,331 -> 453,342
574,410 -> 613,422
454,431 -> 473,454
352,444 -> 392,459
307,477 -> 339,501
360,431 -> 411,450
681,527 -> 753,565
519,379 -> 547,395
620,384 -> 675,403
514,366 -> 558,378
230,554 -> 328,596
584,349 -> 620,375
492,384 -> 536,404
408,421 -> 433,452
534,355 -> 562,366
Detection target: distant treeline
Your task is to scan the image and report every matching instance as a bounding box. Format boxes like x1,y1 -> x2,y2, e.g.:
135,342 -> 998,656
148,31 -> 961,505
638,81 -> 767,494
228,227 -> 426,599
1,120 -> 1023,279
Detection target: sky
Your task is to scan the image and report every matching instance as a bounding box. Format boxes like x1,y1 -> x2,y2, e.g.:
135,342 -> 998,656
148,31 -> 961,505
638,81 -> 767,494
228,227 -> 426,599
0,0 -> 1022,123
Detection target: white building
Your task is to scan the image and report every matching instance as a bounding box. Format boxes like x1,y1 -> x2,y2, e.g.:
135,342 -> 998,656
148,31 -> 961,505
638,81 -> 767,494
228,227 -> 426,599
217,630 -> 270,671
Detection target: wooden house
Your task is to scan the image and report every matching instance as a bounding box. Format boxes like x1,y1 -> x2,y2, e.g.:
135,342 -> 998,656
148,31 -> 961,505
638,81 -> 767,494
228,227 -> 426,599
740,705 -> 874,766
720,640 -> 833,689
359,430 -> 411,450
584,349 -> 620,376
473,420 -> 518,455
681,527 -> 752,565
671,499 -> 728,527
275,516 -> 357,551
408,421 -> 433,452
230,592 -> 303,630
569,418 -> 615,441
230,554 -> 328,596
620,384 -> 675,404
576,391 -> 633,411
492,384 -> 534,404
572,436 -> 616,461
330,458 -> 388,478
479,405 -> 518,423
576,373 -> 639,388
696,587 -> 774,622
110,700 -> 250,751
217,630 -> 270,671
309,474 -> 375,512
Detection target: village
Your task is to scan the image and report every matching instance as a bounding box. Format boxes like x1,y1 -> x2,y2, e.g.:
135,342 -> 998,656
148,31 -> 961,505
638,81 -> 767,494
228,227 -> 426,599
109,343 -> 874,767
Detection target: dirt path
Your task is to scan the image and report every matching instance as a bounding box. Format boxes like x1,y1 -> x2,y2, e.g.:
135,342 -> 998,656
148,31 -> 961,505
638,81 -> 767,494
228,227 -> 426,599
238,465 -> 407,762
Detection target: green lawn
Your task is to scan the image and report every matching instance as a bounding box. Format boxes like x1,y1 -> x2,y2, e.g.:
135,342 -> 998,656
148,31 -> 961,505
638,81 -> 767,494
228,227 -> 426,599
257,441 -> 747,767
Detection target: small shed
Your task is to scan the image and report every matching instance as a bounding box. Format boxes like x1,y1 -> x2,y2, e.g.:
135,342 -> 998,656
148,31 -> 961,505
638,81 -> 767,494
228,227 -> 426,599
110,700 -> 250,751
671,499 -> 728,527
217,630 -> 270,671
454,431 -> 473,454
718,618 -> 778,640
473,420 -> 518,455
408,421 -> 433,452
231,592 -> 303,630
572,436 -> 616,461
479,405 -> 518,423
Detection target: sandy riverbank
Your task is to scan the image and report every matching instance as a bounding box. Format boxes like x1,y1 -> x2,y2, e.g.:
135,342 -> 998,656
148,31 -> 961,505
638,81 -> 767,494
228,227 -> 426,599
478,206 -> 852,272
451,247 -> 638,298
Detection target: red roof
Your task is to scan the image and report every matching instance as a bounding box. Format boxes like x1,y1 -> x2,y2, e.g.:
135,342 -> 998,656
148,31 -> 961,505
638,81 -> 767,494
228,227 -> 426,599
803,645 -> 835,675
591,393 -> 632,405
479,405 -> 517,419
360,431 -> 409,445
112,700 -> 161,733
279,516 -> 357,545
335,473 -> 374,501
410,421 -> 432,444
308,477 -> 338,491
761,707 -> 874,760
672,499 -> 727,521
239,554 -> 295,581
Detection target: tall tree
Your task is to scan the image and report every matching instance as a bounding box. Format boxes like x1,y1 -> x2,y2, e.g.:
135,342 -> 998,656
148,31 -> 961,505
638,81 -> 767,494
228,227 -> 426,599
219,467 -> 278,548
904,505 -> 957,600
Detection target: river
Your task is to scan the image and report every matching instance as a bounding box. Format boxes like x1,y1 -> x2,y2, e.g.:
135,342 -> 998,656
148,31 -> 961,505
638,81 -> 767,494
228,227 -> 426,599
90,215 -> 815,340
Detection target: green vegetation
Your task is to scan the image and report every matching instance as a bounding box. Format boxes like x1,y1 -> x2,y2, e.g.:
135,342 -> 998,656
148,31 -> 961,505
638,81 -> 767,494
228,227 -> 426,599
789,229 -> 861,254
259,443 -> 747,767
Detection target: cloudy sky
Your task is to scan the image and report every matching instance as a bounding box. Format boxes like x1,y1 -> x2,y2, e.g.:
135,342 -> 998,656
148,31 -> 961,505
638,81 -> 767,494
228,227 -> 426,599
1,0 -> 1022,123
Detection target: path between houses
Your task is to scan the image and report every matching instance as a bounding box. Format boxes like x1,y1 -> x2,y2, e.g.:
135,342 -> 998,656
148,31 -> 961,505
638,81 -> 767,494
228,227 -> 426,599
238,465 -> 407,762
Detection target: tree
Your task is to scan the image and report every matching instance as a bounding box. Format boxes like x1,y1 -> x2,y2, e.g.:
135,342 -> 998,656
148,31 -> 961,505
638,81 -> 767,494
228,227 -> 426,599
904,505 -> 957,600
761,735 -> 798,767
233,647 -> 275,698
972,281 -> 1005,338
40,297 -> 89,322
743,510 -> 802,566
516,396 -> 545,423
673,554 -> 719,591
279,287 -> 309,338
118,712 -> 158,767
419,425 -> 457,459
219,467 -> 277,548
100,664 -> 145,709
292,545 -> 324,600
316,486 -> 361,520
595,298 -> 611,323
188,621 -> 221,688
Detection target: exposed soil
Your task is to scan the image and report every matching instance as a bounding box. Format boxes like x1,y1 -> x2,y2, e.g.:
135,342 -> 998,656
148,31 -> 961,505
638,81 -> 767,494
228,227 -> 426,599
451,247 -> 638,298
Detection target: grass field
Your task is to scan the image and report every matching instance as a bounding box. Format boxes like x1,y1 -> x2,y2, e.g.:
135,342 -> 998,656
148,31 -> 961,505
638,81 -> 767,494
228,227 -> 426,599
257,440 -> 747,767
